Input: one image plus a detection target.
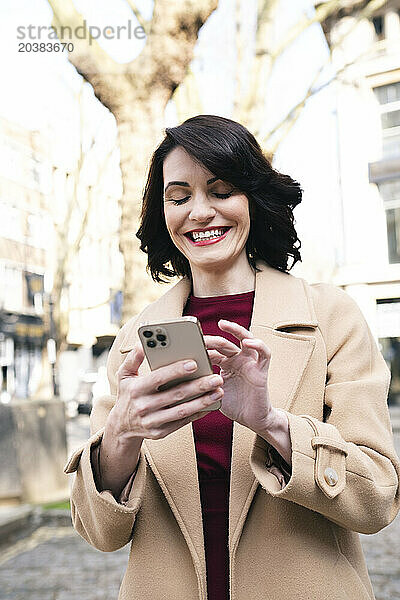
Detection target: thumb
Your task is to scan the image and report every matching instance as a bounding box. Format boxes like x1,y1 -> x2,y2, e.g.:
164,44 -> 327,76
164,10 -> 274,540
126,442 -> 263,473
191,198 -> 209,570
118,342 -> 145,380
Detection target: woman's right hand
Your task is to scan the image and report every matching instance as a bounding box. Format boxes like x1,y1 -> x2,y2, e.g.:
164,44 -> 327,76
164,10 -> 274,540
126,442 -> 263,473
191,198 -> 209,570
108,342 -> 224,441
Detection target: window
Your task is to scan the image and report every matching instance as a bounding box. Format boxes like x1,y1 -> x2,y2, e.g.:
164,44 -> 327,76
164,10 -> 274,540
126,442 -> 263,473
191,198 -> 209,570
372,15 -> 384,40
374,82 -> 400,159
24,272 -> 44,309
27,213 -> 51,249
0,202 -> 23,242
0,265 -> 23,310
378,178 -> 400,263
375,83 -> 400,104
379,337 -> 400,405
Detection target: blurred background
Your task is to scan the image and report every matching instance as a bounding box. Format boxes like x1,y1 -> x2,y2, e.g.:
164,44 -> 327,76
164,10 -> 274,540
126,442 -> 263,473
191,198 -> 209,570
0,0 -> 399,599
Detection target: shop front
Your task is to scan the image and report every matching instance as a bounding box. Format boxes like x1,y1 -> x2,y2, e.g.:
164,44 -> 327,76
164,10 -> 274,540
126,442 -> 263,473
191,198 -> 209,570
377,298 -> 400,406
0,311 -> 45,401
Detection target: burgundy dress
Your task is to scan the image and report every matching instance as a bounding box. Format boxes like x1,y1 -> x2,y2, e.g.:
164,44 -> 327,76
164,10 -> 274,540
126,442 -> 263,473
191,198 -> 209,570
183,290 -> 255,600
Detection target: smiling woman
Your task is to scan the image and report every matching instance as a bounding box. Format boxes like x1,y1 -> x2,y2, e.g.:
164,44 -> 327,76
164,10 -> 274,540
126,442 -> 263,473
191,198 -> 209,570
136,114 -> 303,289
161,143 -> 257,296
64,114 -> 400,600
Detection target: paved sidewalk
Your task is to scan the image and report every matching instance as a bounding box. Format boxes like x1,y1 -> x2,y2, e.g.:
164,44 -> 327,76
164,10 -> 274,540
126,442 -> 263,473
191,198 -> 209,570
0,505 -> 33,542
0,521 -> 130,600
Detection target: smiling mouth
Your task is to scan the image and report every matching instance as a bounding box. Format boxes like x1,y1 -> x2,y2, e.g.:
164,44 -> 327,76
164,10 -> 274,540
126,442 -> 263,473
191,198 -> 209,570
184,227 -> 231,243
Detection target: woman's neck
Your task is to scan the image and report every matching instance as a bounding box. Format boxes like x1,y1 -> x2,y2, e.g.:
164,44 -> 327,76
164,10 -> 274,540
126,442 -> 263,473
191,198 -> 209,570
189,256 -> 256,298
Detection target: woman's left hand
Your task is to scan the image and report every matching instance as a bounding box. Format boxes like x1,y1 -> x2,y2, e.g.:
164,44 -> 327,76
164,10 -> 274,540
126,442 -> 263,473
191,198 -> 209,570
203,319 -> 275,435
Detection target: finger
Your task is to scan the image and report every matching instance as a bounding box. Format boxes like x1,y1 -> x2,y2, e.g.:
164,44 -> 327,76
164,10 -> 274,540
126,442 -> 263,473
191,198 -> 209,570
143,372 -> 223,412
203,335 -> 239,357
267,465 -> 285,486
118,343 -> 145,379
161,409 -> 214,437
241,338 -> 271,364
217,319 -> 255,342
134,358 -> 199,396
146,387 -> 224,429
207,349 -> 225,366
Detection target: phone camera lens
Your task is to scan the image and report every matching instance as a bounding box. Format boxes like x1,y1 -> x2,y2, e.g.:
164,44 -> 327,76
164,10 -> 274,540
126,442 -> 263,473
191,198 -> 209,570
161,342 -> 166,346
156,334 -> 166,341
143,330 -> 153,338
147,340 -> 157,347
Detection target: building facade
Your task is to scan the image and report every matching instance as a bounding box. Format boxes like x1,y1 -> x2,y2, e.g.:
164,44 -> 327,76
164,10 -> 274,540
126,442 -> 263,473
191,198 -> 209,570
0,118 -> 49,401
0,110 -> 124,403
318,0 -> 400,404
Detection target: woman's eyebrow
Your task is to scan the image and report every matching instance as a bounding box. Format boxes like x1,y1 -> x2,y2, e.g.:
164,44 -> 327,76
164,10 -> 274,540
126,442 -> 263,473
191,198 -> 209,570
164,176 -> 219,193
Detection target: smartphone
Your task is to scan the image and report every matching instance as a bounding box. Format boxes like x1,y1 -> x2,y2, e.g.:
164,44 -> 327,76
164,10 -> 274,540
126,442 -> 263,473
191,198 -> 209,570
137,316 -> 221,412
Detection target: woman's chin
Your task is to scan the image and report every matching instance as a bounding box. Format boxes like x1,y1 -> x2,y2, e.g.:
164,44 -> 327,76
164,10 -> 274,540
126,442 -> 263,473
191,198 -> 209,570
188,252 -> 237,269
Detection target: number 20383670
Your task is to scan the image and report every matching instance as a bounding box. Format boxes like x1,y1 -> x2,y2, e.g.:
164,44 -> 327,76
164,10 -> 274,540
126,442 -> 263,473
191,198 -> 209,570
18,42 -> 74,52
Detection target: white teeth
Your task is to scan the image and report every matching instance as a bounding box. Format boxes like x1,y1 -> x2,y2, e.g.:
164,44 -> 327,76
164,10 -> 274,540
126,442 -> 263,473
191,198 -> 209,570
191,228 -> 227,241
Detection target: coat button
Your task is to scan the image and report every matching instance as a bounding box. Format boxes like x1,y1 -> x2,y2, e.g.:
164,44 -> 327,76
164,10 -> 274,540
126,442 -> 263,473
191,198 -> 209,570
324,467 -> 338,486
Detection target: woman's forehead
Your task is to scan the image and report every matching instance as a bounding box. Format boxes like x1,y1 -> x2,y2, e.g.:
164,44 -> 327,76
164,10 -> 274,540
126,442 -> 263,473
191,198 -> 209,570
163,147 -> 213,180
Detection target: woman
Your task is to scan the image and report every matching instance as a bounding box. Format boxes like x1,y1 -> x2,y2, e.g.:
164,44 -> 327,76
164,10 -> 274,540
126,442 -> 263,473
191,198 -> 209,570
64,115 -> 400,600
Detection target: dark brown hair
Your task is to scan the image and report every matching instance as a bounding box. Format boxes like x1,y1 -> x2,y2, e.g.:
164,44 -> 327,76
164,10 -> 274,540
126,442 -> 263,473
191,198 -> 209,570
136,114 -> 302,283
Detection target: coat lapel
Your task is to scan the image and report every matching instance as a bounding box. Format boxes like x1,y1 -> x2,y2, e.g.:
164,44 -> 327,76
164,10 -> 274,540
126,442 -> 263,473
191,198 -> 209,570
119,260 -> 318,570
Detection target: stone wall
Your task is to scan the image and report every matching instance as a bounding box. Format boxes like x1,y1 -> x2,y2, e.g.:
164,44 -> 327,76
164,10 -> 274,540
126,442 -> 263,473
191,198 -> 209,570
0,400 -> 69,504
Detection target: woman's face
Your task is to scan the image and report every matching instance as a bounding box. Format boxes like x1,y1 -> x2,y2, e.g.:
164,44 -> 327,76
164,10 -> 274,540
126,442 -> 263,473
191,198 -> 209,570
163,146 -> 251,272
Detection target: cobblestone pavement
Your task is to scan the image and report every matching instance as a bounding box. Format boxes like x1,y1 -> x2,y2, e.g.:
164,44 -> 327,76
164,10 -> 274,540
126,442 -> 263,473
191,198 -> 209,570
0,526 -> 130,600
0,416 -> 399,600
361,514 -> 400,600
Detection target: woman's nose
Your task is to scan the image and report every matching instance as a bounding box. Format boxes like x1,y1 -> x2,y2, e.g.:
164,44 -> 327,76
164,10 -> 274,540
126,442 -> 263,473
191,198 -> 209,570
188,193 -> 216,221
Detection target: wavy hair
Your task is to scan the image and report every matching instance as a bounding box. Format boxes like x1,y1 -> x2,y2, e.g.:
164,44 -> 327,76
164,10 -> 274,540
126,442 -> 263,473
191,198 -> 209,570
136,114 -> 302,283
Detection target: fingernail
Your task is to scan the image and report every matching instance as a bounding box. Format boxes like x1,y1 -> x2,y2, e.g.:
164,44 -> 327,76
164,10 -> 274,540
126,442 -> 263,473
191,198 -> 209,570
184,360 -> 197,371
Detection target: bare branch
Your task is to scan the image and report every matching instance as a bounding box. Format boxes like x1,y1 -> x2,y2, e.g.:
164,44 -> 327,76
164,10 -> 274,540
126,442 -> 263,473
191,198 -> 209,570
233,0 -> 244,115
172,67 -> 204,122
69,294 -> 115,312
235,0 -> 280,128
235,0 -> 343,134
256,0 -> 388,153
323,0 -> 387,51
271,0 -> 342,59
48,0 -> 125,78
261,63 -> 326,155
51,81 -> 118,347
48,0 -> 218,113
125,0 -> 151,32
261,33 -> 384,153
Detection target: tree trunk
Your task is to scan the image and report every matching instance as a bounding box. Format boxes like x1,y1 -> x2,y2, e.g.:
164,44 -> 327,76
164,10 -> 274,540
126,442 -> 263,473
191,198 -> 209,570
47,0 -> 218,323
115,93 -> 176,321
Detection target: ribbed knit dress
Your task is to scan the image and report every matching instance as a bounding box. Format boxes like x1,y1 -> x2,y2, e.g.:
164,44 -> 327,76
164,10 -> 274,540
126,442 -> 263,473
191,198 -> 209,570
183,290 -> 255,600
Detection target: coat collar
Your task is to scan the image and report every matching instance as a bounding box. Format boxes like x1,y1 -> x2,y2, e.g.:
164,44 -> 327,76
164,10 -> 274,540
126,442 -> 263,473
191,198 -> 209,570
118,260 -> 318,581
119,260 -> 317,353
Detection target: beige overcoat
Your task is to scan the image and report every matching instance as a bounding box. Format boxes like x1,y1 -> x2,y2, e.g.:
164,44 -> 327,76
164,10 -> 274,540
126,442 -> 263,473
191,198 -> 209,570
64,260 -> 400,600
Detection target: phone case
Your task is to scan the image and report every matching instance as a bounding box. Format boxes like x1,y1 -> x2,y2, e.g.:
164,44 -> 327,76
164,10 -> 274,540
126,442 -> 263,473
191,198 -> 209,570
138,317 -> 221,412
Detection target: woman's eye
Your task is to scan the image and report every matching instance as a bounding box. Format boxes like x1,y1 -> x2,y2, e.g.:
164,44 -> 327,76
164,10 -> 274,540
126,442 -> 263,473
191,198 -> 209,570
171,196 -> 190,205
213,192 -> 233,199
169,190 -> 234,205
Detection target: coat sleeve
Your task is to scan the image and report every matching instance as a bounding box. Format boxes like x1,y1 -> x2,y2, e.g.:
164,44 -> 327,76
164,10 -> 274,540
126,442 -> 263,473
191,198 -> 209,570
249,283 -> 400,534
63,316 -> 148,552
